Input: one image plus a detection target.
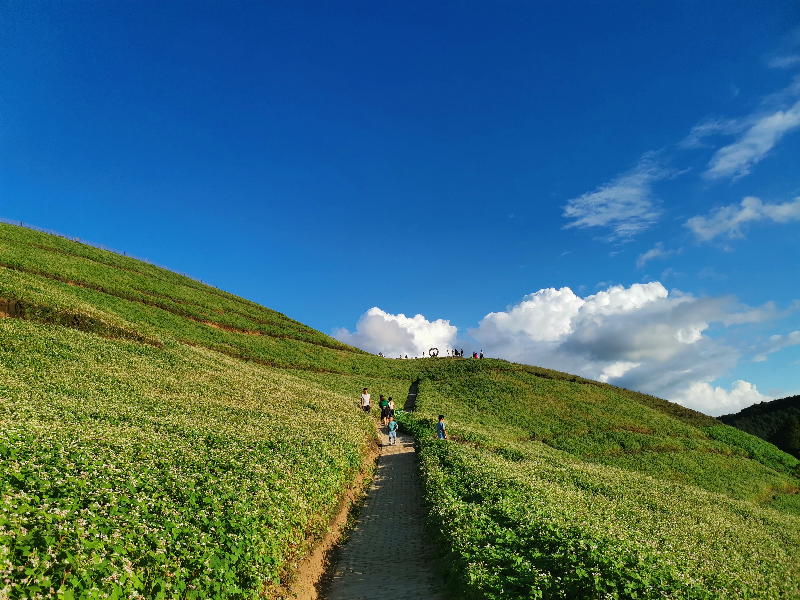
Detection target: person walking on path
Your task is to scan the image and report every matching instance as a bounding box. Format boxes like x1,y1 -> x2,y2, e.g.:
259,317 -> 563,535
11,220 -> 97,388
437,415 -> 448,440
379,395 -> 390,426
361,388 -> 371,413
387,416 -> 398,445
388,397 -> 395,419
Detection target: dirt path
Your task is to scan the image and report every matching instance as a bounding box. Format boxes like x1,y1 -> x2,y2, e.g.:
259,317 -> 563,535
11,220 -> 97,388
325,426 -> 444,600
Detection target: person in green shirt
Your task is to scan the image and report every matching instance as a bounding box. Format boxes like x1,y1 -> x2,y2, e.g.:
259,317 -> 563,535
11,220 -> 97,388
379,395 -> 390,426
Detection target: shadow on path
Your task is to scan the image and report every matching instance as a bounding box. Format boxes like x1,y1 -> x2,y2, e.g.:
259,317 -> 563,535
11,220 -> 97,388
403,379 -> 420,412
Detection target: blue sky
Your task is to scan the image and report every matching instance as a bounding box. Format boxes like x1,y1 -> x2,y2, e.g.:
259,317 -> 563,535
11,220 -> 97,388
2,1 -> 799,414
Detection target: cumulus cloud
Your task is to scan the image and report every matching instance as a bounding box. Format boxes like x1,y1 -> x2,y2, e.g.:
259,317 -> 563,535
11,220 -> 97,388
333,307 -> 457,357
684,196 -> 800,242
338,288 -> 789,414
704,99 -> 800,180
673,380 -> 770,415
562,154 -> 673,239
636,242 -> 681,268
599,361 -> 640,383
753,330 -> 800,362
470,282 -> 777,415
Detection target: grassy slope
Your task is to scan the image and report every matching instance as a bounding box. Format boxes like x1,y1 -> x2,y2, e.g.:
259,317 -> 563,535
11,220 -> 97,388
417,370 -> 799,502
1,322 -> 374,598
0,224 -> 409,599
399,370 -> 800,598
1,222 -> 799,598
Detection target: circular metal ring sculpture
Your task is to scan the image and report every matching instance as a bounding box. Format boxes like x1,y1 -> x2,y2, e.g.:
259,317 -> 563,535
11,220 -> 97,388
429,347 -> 439,357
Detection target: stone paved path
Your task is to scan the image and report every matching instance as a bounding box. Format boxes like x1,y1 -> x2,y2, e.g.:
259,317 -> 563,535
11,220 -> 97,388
326,426 -> 444,600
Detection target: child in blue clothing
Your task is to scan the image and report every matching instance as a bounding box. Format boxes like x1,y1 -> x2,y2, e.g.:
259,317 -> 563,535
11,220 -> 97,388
387,416 -> 398,445
437,415 -> 448,440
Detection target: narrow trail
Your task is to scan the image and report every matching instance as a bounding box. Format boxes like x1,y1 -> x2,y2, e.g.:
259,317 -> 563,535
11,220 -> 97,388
325,387 -> 443,600
403,379 -> 419,412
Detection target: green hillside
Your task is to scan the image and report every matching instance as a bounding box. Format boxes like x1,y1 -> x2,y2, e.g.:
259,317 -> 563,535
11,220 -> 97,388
720,395 -> 800,459
400,371 -> 800,599
1,222 -> 799,599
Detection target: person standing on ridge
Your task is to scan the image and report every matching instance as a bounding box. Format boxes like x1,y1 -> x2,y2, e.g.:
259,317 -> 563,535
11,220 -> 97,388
361,388 -> 371,413
460,349 -> 464,358
480,350 -> 484,359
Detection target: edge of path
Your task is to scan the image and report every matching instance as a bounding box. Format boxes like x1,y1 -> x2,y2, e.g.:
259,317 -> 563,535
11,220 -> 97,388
282,435 -> 380,600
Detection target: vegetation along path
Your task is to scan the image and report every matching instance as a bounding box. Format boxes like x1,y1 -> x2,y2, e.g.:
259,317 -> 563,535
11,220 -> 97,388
326,426 -> 444,600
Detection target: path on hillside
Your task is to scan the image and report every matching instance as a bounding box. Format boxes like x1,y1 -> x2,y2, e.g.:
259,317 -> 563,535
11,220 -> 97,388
325,424 -> 444,600
403,379 -> 419,412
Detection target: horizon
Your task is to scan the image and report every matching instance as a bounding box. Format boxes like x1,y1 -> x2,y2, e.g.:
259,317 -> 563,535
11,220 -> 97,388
2,1 -> 799,416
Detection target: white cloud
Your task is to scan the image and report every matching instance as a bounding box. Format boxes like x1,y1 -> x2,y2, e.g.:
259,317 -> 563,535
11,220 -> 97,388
704,99 -> 800,180
338,288 -> 789,414
769,55 -> 800,69
753,330 -> 800,362
599,361 -> 640,383
672,380 -> 770,415
562,154 -> 672,239
470,283 -> 778,415
679,117 -> 747,149
636,242 -> 680,268
333,307 -> 457,357
684,196 -> 800,242
477,287 -> 585,343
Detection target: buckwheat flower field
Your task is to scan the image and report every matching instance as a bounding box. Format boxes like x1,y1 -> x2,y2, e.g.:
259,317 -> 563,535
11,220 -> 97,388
2,223 -> 799,599
0,320 -> 373,599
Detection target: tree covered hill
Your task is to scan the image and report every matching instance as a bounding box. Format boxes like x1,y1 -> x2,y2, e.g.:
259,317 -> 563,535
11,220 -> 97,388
1,222 -> 799,599
720,395 -> 800,459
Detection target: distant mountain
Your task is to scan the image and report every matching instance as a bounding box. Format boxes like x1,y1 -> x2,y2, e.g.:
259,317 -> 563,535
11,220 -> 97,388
719,395 -> 800,459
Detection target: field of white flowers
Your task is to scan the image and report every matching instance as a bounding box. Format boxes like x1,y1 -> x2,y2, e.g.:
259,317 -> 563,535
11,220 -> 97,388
3,222 -> 800,599
0,319 -> 375,599
398,373 -> 800,599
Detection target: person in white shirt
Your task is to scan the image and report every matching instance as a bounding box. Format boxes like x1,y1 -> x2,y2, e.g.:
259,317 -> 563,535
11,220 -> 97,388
361,388 -> 371,413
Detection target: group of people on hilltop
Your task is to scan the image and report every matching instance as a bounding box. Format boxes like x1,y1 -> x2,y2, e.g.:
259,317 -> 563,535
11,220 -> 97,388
375,350 -> 485,359
360,387 -> 447,445
446,349 -> 484,359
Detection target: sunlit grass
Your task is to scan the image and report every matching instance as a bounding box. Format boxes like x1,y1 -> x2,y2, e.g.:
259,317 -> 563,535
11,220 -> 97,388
2,222 -> 799,599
